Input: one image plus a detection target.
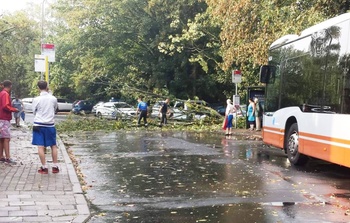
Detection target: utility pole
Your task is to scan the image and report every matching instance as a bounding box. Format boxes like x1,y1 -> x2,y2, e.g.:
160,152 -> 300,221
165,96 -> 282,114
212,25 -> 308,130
41,0 -> 47,81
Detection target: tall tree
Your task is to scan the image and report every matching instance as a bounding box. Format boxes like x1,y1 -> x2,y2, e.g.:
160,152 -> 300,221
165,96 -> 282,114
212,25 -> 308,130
50,0 -> 229,102
205,0 -> 330,71
0,12 -> 40,97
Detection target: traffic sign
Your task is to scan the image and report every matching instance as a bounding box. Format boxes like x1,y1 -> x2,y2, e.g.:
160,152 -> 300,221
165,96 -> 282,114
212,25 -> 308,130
232,69 -> 242,83
34,54 -> 46,72
41,43 -> 55,62
233,95 -> 240,106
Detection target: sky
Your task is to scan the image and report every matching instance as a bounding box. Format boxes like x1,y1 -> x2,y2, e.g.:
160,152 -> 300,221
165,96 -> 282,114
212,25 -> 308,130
0,0 -> 36,13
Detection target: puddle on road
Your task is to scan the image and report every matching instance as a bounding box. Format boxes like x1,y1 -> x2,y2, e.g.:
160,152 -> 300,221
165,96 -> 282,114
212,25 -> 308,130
60,131 -> 350,223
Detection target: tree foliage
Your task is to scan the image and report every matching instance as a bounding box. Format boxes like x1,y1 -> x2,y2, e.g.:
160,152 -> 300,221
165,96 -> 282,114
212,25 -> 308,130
0,12 -> 40,97
1,0 -> 350,104
49,0 -> 228,103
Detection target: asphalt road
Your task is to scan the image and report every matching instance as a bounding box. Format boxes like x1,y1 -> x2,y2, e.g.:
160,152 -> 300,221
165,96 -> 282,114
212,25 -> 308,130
59,130 -> 350,223
23,112 -> 75,125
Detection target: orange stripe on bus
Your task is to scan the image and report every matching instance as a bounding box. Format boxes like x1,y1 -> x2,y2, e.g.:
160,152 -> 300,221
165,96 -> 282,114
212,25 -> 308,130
299,132 -> 350,146
300,138 -> 350,168
263,127 -> 350,167
262,129 -> 284,149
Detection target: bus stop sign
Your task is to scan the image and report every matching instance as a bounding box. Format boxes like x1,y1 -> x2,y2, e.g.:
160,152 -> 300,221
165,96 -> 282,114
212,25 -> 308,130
232,70 -> 242,83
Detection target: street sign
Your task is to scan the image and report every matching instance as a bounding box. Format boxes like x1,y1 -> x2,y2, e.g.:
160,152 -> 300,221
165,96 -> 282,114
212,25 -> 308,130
232,69 -> 242,83
41,43 -> 55,62
233,95 -> 240,106
34,54 -> 46,72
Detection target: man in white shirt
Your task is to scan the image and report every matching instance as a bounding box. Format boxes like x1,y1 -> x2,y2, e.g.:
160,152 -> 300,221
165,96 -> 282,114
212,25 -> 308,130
32,80 -> 59,174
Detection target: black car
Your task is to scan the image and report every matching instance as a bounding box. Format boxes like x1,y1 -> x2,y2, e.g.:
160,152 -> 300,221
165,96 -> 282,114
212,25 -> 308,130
72,100 -> 94,114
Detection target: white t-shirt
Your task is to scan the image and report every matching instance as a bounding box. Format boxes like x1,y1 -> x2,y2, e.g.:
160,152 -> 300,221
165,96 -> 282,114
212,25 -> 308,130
225,104 -> 235,116
32,91 -> 58,127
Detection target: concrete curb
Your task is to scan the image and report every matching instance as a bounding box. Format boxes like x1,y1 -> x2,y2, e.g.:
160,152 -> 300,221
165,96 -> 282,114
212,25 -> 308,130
56,136 -> 92,223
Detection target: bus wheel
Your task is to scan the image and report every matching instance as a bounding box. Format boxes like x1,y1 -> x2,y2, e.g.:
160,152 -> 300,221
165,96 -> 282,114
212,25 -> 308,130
97,112 -> 102,119
286,123 -> 308,165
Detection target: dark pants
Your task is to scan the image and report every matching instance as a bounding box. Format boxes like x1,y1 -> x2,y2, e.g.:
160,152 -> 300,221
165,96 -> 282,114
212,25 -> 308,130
138,110 -> 147,125
160,112 -> 167,125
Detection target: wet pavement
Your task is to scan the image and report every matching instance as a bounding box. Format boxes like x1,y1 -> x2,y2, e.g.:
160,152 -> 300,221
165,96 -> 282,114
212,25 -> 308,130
60,130 -> 350,223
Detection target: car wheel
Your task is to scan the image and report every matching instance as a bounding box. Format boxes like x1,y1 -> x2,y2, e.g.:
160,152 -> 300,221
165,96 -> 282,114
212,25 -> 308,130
97,112 -> 102,119
286,123 -> 308,165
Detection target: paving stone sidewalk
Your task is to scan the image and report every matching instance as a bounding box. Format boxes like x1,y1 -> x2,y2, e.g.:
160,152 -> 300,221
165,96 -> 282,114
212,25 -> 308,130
0,124 -> 90,223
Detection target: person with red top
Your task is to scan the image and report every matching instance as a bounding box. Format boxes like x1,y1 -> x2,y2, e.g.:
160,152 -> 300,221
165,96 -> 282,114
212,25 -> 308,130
0,80 -> 19,165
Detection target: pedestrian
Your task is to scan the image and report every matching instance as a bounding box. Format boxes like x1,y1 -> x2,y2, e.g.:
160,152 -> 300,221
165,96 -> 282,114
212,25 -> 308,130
224,99 -> 236,135
159,98 -> 170,126
32,80 -> 59,174
247,98 -> 256,131
136,96 -> 148,127
11,95 -> 24,127
0,80 -> 19,164
254,98 -> 263,131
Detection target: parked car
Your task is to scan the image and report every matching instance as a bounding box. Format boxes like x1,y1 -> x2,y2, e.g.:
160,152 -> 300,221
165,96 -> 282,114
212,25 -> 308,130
56,98 -> 73,113
172,100 -> 219,120
210,104 -> 226,116
151,101 -> 164,117
22,97 -> 34,112
150,101 -> 174,119
91,101 -> 104,115
210,103 -> 247,117
72,100 -> 94,114
95,102 -> 136,120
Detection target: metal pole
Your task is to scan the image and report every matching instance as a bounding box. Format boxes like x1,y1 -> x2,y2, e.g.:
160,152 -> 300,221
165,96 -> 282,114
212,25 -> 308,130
41,0 -> 47,81
41,0 -> 46,44
234,83 -> 238,128
45,56 -> 49,83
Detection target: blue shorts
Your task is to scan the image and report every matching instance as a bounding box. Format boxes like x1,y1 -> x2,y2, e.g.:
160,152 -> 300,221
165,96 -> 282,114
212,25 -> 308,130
32,126 -> 57,147
227,114 -> 234,128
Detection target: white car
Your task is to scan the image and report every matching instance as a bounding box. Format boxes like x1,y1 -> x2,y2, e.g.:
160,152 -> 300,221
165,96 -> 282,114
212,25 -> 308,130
151,101 -> 165,118
91,101 -> 104,115
22,97 -> 34,112
95,102 -> 136,120
56,99 -> 73,112
172,100 -> 209,120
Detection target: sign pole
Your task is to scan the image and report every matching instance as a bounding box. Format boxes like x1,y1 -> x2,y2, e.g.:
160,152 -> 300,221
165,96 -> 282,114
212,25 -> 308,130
45,56 -> 49,84
232,69 -> 242,129
235,83 -> 238,128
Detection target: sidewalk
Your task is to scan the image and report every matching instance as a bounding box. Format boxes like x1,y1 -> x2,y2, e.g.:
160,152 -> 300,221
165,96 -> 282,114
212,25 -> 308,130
0,124 -> 90,222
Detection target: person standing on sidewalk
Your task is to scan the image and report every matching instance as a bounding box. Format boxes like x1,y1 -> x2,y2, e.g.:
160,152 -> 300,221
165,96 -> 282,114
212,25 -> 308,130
254,97 -> 262,131
224,99 -> 236,135
0,80 -> 19,164
32,80 -> 59,174
136,96 -> 148,127
247,98 -> 256,131
11,95 -> 24,127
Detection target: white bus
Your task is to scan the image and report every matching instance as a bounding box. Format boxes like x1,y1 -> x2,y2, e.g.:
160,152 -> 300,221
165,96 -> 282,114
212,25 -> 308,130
260,13 -> 350,167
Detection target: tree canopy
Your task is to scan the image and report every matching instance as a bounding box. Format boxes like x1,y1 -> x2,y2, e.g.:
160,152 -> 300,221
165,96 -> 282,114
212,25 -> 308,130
0,0 -> 349,104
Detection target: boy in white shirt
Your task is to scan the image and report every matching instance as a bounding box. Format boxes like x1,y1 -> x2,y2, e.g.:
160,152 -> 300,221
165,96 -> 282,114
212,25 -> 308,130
32,80 -> 59,174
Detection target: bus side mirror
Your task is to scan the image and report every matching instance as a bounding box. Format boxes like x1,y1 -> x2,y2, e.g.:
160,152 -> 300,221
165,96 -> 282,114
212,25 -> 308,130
259,65 -> 270,83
